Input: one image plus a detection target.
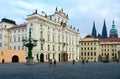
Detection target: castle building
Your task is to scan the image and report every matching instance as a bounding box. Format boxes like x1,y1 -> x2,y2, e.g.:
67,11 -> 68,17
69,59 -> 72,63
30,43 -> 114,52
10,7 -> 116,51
0,8 -> 80,63
79,35 -> 120,62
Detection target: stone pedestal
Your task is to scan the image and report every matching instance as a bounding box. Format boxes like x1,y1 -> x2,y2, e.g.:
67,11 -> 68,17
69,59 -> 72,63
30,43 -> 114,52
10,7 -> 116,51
26,57 -> 34,65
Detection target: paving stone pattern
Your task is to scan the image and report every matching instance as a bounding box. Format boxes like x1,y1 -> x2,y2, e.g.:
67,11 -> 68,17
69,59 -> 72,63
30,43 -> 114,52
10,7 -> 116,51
0,62 -> 120,79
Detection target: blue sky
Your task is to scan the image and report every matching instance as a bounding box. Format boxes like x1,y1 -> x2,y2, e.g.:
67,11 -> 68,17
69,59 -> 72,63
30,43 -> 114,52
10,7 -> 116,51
0,0 -> 120,38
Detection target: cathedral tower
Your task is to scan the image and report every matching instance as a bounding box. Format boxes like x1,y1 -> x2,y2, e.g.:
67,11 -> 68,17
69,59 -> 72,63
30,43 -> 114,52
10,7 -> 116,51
102,19 -> 108,38
109,20 -> 118,38
91,21 -> 97,38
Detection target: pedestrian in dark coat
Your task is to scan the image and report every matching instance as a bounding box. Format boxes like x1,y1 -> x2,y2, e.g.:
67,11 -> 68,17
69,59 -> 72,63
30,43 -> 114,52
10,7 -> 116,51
54,59 -> 56,66
73,59 -> 75,65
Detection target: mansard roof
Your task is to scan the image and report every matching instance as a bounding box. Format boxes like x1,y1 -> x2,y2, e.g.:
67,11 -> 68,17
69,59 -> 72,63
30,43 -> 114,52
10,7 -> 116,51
1,18 -> 16,25
84,35 -> 94,38
99,38 -> 120,42
8,23 -> 26,29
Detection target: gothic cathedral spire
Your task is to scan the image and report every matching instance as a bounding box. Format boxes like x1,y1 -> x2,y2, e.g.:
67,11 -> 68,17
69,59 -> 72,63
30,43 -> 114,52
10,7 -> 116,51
92,21 -> 97,38
102,19 -> 108,38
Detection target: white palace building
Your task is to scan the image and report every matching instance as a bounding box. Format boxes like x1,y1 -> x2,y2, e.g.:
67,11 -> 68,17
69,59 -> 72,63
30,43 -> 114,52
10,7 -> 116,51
0,8 -> 80,63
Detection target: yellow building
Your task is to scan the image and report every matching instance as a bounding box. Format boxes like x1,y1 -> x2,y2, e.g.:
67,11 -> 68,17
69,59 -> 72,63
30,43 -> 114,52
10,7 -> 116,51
79,35 -> 120,62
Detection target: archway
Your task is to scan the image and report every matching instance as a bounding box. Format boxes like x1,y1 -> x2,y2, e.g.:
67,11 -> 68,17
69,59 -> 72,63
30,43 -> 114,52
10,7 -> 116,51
12,55 -> 19,62
61,53 -> 68,62
40,53 -> 44,62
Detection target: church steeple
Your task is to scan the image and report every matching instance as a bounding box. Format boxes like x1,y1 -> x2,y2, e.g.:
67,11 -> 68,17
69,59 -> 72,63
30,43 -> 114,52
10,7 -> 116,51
91,21 -> 97,38
102,19 -> 108,38
109,20 -> 118,38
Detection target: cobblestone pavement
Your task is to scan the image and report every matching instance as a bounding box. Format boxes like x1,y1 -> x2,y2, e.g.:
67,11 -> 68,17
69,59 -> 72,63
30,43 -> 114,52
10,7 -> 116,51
0,62 -> 120,79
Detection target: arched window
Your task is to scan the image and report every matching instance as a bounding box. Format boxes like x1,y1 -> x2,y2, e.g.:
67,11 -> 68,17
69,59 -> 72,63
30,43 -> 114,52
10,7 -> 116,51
30,23 -> 33,26
53,35 -> 54,42
48,34 -> 50,41
41,44 -> 43,50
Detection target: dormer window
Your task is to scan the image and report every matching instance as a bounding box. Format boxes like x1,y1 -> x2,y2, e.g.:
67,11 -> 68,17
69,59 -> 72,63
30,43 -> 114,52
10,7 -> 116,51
53,28 -> 54,32
40,23 -> 42,28
5,25 -> 6,28
30,23 -> 33,27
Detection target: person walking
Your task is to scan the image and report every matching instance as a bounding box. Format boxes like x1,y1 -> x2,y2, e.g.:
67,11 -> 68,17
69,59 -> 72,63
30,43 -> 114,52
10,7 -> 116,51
54,59 -> 56,66
73,59 -> 75,65
49,59 -> 52,66
82,59 -> 84,65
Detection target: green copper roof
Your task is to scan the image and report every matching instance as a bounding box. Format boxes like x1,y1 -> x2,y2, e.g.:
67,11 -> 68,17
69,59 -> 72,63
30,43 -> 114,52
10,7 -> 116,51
110,20 -> 117,33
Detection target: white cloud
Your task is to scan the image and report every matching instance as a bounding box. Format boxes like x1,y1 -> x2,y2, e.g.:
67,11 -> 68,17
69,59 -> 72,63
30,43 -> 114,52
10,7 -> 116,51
0,0 -> 120,38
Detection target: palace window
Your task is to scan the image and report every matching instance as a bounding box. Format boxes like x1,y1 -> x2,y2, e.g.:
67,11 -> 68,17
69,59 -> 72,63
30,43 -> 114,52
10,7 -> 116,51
18,46 -> 20,50
58,46 -> 60,51
94,52 -> 96,56
94,47 -> 96,50
48,44 -> 50,51
84,47 -> 86,50
41,44 -> 43,50
48,27 -> 50,30
112,53 -> 114,56
48,34 -> 50,41
91,52 -> 93,56
9,46 -> 11,50
81,47 -> 83,50
62,37 -> 64,42
14,46 -> 16,50
40,23 -> 42,28
84,52 -> 86,56
18,37 -> 20,42
88,52 -> 89,56
88,42 -> 89,45
84,42 -> 86,45
0,34 -> 2,39
53,45 -> 54,51
88,47 -> 89,50
91,47 -> 93,50
81,52 -> 83,56
58,36 -> 60,42
14,36 -> 16,42
53,35 -> 54,42
94,42 -> 96,45
40,31 -> 43,38
0,43 -> 2,47
22,46 -> 24,50
14,30 -> 16,33
53,28 -> 54,32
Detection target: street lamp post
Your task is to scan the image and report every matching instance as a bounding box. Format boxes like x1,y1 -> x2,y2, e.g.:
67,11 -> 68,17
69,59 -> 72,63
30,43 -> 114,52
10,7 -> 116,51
22,28 -> 37,65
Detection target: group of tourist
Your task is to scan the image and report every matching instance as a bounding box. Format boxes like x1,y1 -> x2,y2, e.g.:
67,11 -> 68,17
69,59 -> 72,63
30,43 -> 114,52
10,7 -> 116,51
49,59 -> 56,66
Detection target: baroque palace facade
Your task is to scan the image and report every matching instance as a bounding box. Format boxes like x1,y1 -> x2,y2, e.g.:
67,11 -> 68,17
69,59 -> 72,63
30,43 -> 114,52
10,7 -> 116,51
79,35 -> 120,62
0,8 -> 80,63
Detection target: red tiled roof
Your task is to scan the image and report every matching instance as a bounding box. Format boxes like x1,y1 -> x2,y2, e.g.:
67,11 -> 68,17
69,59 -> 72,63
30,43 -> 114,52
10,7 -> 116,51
99,38 -> 120,42
9,23 -> 26,29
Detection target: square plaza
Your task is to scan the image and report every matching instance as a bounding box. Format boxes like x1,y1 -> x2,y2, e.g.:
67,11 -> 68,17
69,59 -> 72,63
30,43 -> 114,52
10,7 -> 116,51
0,62 -> 120,79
